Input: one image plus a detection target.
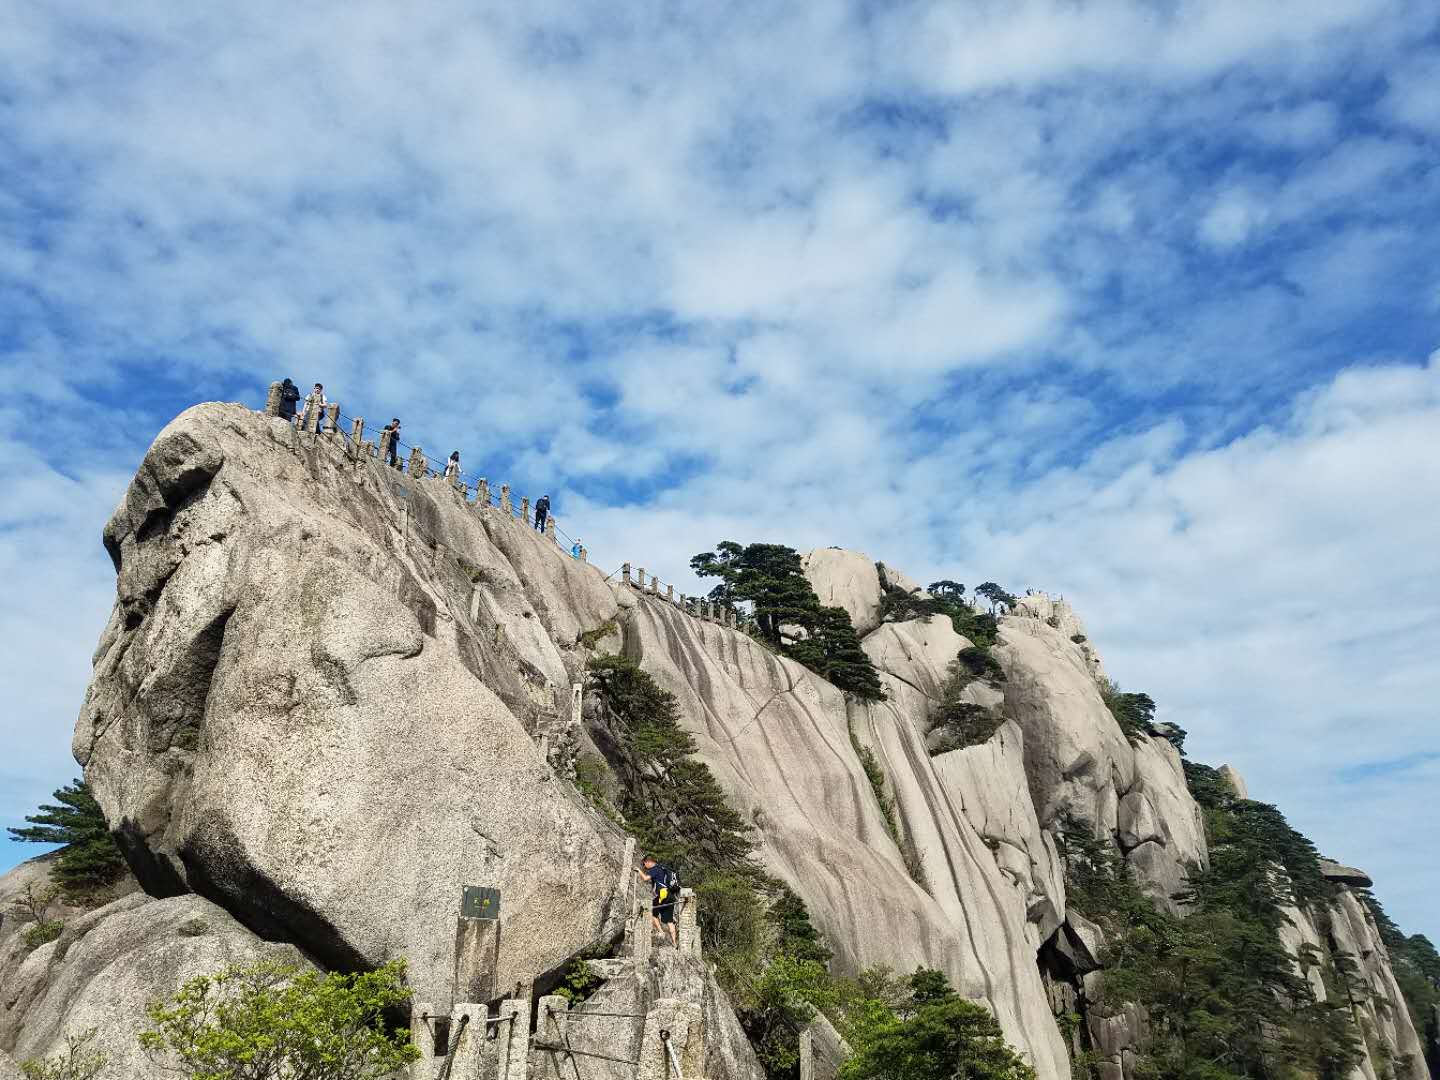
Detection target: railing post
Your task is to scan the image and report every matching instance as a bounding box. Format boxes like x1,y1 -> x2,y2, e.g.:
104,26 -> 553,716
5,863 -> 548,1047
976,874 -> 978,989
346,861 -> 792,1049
476,479 -> 489,508
545,517 -> 556,540
677,888 -> 699,954
501,484 -> 512,514
350,416 -> 365,444
407,446 -> 426,477
448,1006 -> 486,1078
265,381 -> 283,416
622,563 -> 631,585
799,1026 -> 815,1080
378,428 -> 394,464
324,403 -> 340,434
535,996 -> 571,1080
578,546 -> 587,562
666,584 -> 674,602
521,496 -> 530,523
409,1001 -> 435,1080
638,999 -> 704,1080
496,998 -> 529,1080
637,568 -> 646,591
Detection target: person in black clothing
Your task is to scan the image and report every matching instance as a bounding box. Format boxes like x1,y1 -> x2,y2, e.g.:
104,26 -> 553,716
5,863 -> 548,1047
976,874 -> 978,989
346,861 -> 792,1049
383,419 -> 401,467
279,379 -> 300,423
534,494 -> 550,533
636,855 -> 679,946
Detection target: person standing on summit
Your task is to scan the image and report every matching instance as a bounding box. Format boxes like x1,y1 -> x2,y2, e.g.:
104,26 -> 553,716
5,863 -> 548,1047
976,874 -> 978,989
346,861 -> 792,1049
278,378 -> 300,424
534,494 -> 550,533
383,419 -> 402,467
303,383 -> 327,430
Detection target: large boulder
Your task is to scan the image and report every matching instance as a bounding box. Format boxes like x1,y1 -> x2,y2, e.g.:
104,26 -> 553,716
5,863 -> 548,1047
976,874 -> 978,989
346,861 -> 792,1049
1326,888 -> 1427,1077
1,893 -> 307,1076
1318,858 -> 1373,888
76,405 -> 632,1000
1216,764 -> 1249,800
801,549 -> 884,636
861,615 -> 968,702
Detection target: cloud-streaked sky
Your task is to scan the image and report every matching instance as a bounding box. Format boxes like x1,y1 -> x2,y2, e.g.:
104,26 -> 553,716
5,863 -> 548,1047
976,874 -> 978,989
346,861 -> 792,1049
2,1 -> 1437,941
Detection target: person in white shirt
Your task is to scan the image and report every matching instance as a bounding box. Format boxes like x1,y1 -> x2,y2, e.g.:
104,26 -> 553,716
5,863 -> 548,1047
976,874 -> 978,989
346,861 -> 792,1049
302,383 -> 327,429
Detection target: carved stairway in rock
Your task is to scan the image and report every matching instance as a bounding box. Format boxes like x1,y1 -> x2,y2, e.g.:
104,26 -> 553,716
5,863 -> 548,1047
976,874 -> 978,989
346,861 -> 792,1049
410,873 -> 706,1080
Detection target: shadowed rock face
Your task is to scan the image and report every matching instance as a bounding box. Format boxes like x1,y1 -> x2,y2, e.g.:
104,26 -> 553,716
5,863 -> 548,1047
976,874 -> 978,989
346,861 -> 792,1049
77,405 -> 630,1000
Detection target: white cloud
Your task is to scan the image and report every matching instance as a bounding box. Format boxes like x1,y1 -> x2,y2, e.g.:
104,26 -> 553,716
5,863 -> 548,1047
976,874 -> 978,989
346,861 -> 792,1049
1199,186 -> 1271,248
1380,55 -> 1440,136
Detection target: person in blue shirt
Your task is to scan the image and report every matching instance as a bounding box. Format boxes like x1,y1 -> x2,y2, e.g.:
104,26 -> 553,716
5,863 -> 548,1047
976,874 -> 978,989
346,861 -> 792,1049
571,539 -> 583,559
635,856 -> 679,947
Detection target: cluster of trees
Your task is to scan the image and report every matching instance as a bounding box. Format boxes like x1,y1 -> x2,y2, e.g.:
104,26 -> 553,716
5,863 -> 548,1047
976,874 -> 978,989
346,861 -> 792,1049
1359,890 -> 1440,1073
877,576 -> 1012,646
1058,761 -> 1405,1080
690,542 -> 884,700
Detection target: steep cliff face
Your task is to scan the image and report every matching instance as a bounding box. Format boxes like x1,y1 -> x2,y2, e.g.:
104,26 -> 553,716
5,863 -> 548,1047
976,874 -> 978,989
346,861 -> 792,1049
5,401 -> 1424,1080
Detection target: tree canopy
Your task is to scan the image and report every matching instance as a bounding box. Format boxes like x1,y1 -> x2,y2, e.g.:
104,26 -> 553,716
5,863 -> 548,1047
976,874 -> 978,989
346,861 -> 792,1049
691,541 -> 885,701
8,779 -> 126,901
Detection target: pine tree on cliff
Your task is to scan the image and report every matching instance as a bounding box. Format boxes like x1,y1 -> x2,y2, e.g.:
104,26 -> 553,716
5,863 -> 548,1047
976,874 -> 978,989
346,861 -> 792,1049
690,541 -> 818,646
692,540 -> 885,700
787,605 -> 885,701
8,779 -> 125,899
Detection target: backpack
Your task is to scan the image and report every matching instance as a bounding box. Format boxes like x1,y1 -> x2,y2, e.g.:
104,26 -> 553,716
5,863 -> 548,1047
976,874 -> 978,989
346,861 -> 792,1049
659,865 -> 680,893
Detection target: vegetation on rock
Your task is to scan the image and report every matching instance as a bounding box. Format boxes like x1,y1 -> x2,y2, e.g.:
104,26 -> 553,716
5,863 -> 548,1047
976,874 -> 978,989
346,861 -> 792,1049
19,1030 -> 107,1080
1359,890 -> 1440,1060
138,959 -> 418,1080
1096,679 -> 1155,746
1058,761 -> 1389,1080
9,779 -> 126,903
8,881 -> 65,950
691,541 -> 884,700
927,656 -> 1006,755
586,654 -> 755,875
837,968 -> 1037,1080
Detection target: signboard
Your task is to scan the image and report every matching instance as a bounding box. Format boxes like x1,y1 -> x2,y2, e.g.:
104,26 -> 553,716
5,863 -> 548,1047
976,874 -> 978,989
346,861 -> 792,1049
460,886 -> 500,921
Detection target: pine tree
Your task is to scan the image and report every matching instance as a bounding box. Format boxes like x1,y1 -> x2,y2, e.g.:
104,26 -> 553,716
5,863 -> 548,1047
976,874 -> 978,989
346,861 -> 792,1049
8,779 -> 125,899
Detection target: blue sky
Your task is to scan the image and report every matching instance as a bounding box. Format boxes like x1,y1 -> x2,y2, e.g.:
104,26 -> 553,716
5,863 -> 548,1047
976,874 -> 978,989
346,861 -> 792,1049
1,0 -> 1437,942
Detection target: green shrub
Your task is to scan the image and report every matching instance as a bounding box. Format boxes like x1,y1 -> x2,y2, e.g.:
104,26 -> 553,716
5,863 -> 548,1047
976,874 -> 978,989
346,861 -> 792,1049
22,920 -> 63,950
1096,679 -> 1152,744
138,959 -> 418,1080
554,958 -> 604,1004
576,618 -> 619,650
20,1029 -> 107,1080
928,703 -> 1005,755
